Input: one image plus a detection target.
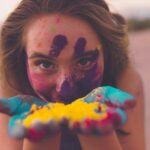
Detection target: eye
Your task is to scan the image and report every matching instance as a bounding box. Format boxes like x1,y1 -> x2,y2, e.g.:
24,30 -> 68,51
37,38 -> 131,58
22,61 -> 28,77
34,60 -> 55,71
76,57 -> 94,68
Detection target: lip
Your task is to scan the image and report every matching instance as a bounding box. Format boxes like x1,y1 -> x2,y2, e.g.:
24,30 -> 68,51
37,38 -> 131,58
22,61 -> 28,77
51,97 -> 62,103
37,92 -> 76,104
51,95 -> 75,104
49,95 -> 66,103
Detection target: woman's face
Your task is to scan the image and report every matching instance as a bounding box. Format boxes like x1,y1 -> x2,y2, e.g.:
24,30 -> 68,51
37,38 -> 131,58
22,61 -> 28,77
25,14 -> 104,103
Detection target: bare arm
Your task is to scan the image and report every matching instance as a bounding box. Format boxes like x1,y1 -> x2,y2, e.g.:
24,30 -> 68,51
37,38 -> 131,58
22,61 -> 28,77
116,65 -> 146,150
0,82 -> 23,150
78,66 -> 145,150
0,114 -> 23,150
78,132 -> 122,150
0,114 -> 61,150
0,82 -> 61,150
23,134 -> 61,150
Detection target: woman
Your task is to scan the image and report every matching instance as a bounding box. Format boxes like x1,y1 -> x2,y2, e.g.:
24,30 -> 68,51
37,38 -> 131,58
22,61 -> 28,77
0,0 -> 145,149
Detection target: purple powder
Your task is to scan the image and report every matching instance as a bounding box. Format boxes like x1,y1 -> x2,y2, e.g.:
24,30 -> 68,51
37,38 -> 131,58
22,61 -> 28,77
50,34 -> 68,57
88,49 -> 99,61
74,37 -> 86,58
75,64 -> 103,96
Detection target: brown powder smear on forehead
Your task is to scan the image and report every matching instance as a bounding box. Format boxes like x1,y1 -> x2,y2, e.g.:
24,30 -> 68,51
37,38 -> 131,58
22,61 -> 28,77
37,42 -> 43,48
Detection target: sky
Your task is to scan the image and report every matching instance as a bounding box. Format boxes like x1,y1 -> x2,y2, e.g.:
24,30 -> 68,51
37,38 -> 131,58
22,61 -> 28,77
0,0 -> 150,22
106,0 -> 150,19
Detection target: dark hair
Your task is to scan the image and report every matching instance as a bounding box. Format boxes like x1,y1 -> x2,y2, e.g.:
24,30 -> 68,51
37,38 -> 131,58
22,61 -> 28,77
0,0 -> 129,96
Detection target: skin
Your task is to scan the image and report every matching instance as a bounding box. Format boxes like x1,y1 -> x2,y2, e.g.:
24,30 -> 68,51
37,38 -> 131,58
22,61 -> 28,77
26,14 -> 104,104
24,15 -> 145,150
0,14 -> 145,150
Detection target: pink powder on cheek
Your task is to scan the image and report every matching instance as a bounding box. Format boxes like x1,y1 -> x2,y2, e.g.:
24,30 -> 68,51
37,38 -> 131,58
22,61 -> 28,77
94,65 -> 104,85
26,61 -> 53,101
75,64 -> 104,89
27,71 -> 51,96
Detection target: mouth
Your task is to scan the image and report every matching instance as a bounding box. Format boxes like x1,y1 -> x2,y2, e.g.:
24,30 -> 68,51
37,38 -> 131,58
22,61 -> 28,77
50,94 -> 80,104
36,90 -> 84,104
50,96 -> 63,103
39,94 -> 71,104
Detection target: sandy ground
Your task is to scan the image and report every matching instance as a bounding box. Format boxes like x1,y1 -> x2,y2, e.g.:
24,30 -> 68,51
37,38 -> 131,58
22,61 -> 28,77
129,29 -> 150,150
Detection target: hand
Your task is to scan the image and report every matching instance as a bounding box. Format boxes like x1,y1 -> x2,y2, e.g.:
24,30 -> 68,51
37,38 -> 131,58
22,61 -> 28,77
68,86 -> 135,135
1,86 -> 135,140
84,86 -> 135,109
0,95 -> 48,141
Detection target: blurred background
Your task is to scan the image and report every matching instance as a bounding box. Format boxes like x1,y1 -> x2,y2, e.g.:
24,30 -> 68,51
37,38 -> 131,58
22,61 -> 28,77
0,0 -> 150,149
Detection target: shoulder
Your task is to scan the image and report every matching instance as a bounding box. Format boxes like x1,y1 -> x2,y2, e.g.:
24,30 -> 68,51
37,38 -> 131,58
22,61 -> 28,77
116,65 -> 146,149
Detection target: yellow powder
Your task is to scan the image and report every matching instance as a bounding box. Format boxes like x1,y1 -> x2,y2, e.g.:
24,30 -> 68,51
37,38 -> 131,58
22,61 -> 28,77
23,98 -> 108,128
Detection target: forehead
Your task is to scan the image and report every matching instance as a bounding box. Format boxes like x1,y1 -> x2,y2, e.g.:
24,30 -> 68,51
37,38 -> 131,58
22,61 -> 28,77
26,14 -> 101,52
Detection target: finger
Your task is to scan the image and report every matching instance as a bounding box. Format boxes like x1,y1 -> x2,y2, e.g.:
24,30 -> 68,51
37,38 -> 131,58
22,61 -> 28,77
94,108 -> 128,135
0,98 -> 22,115
105,108 -> 127,128
73,107 -> 127,135
8,113 -> 28,139
80,118 -> 95,135
26,120 -> 47,142
47,120 -> 60,134
21,104 -> 61,142
25,119 -> 60,142
0,95 -> 47,115
14,95 -> 47,114
84,86 -> 135,109
101,86 -> 135,109
16,95 -> 48,106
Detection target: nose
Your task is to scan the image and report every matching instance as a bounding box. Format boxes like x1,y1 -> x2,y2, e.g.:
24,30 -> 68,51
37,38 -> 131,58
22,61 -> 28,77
56,70 -> 74,98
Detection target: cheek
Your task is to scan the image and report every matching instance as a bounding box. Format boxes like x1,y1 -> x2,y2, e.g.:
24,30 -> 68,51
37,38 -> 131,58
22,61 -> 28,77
86,64 -> 103,85
27,69 -> 51,94
76,63 -> 104,89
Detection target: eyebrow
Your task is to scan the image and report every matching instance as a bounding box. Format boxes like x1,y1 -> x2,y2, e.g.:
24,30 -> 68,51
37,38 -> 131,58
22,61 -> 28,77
28,49 -> 100,60
28,52 -> 55,60
73,48 -> 100,58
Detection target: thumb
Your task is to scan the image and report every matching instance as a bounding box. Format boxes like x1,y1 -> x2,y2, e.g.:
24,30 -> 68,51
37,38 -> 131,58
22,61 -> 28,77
0,98 -> 21,115
0,95 -> 47,115
100,86 -> 135,109
83,86 -> 135,109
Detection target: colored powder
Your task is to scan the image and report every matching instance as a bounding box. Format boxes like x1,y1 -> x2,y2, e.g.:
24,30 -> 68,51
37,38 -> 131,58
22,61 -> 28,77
50,25 -> 57,33
22,98 -> 108,128
77,63 -> 102,91
87,49 -> 99,61
37,42 -> 43,48
97,44 -> 102,50
50,34 -> 68,57
74,37 -> 86,58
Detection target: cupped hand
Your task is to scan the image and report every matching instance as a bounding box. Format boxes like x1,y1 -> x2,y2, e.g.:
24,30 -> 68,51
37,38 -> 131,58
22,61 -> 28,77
84,86 -> 135,109
0,86 -> 136,141
68,86 -> 135,135
0,95 -> 51,141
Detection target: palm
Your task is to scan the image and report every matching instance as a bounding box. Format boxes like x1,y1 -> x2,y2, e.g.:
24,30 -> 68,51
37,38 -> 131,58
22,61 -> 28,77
0,87 -> 135,141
